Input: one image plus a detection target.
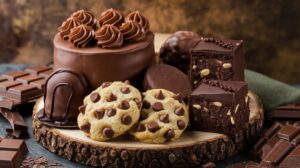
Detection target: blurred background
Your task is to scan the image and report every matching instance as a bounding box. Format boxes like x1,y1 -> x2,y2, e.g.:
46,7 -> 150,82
0,0 -> 299,83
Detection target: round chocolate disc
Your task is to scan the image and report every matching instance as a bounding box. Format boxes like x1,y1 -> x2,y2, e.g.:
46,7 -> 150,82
144,64 -> 192,100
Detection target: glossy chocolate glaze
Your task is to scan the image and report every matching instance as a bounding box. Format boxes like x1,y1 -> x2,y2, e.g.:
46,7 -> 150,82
54,32 -> 155,90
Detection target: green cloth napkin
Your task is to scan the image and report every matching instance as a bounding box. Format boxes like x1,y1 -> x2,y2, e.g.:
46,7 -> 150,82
245,69 -> 300,111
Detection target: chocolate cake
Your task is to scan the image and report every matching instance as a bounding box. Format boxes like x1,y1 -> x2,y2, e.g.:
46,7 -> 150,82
189,80 -> 249,135
38,9 -> 155,127
189,37 -> 244,88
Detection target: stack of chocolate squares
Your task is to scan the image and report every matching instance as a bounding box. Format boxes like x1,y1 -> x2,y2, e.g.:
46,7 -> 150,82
187,37 -> 249,136
0,65 -> 52,138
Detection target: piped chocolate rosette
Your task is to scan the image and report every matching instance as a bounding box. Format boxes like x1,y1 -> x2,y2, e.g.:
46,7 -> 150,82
97,8 -> 124,27
58,8 -> 150,48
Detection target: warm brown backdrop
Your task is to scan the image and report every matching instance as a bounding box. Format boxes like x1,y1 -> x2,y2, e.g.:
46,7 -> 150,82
0,0 -> 300,83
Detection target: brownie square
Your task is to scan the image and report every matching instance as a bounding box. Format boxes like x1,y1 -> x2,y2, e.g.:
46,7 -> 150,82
188,80 -> 249,135
189,37 -> 244,88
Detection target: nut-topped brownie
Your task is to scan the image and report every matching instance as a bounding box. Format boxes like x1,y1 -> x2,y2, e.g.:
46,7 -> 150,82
189,37 -> 244,88
189,80 -> 249,135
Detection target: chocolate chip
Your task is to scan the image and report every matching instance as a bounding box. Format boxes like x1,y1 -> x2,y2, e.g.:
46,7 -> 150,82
173,93 -> 183,102
78,104 -> 86,114
120,87 -> 130,94
94,109 -> 104,119
177,120 -> 186,129
147,121 -> 160,132
175,107 -> 185,116
136,124 -> 146,132
107,93 -> 117,102
155,90 -> 165,100
164,129 -> 175,140
118,100 -> 130,110
159,114 -> 169,123
140,112 -> 148,120
121,115 -> 132,125
90,93 -> 101,102
134,98 -> 142,109
124,80 -> 130,85
152,102 -> 163,111
143,100 -> 151,109
106,108 -> 117,117
80,123 -> 90,133
102,127 -> 114,138
101,82 -> 111,88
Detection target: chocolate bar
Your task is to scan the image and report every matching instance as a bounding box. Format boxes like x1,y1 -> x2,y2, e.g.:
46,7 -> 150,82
189,37 -> 244,88
252,122 -> 300,167
268,103 -> 300,120
0,139 -> 27,168
0,65 -> 52,102
188,80 -> 249,135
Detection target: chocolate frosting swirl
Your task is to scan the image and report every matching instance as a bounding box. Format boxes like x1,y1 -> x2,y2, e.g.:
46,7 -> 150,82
119,21 -> 146,42
72,9 -> 96,27
68,25 -> 95,48
125,11 -> 150,33
98,8 -> 124,27
95,24 -> 123,48
58,17 -> 81,40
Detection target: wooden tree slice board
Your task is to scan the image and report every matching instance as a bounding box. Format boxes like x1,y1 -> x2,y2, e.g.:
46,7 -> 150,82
32,91 -> 263,168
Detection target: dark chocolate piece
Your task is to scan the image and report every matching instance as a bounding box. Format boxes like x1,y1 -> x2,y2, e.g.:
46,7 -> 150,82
189,80 -> 249,135
189,37 -> 244,88
252,122 -> 300,167
0,139 -> 27,168
144,64 -> 192,100
39,68 -> 89,128
268,103 -> 300,120
159,31 -> 200,74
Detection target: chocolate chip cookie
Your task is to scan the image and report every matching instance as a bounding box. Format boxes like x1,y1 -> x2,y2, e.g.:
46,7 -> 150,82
130,89 -> 189,144
78,81 -> 142,141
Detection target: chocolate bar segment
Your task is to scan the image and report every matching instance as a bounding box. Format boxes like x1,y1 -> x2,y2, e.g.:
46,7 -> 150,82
268,103 -> 300,120
0,66 -> 51,102
189,37 -> 244,88
188,80 -> 249,135
0,139 -> 27,168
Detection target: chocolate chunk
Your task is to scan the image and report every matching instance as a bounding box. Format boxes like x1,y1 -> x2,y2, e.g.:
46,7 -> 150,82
144,64 -> 192,100
80,123 -> 90,133
177,120 -> 186,129
120,87 -> 130,94
102,127 -> 114,138
159,114 -> 169,123
78,104 -> 86,114
164,129 -> 175,140
121,115 -> 132,125
140,112 -> 148,120
175,107 -> 185,116
152,102 -> 163,111
118,100 -> 130,110
90,92 -> 101,102
136,124 -> 146,132
147,121 -> 160,132
107,93 -> 117,102
268,103 -> 300,120
106,108 -> 117,117
143,100 -> 151,109
94,109 -> 105,119
101,82 -> 111,88
155,90 -> 165,100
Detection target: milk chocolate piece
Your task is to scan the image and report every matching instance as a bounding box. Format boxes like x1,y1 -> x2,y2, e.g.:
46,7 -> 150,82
159,31 -> 200,74
0,66 -> 51,102
189,80 -> 249,135
144,64 -> 192,100
268,103 -> 300,120
0,139 -> 27,168
0,108 -> 27,133
189,37 -> 244,88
